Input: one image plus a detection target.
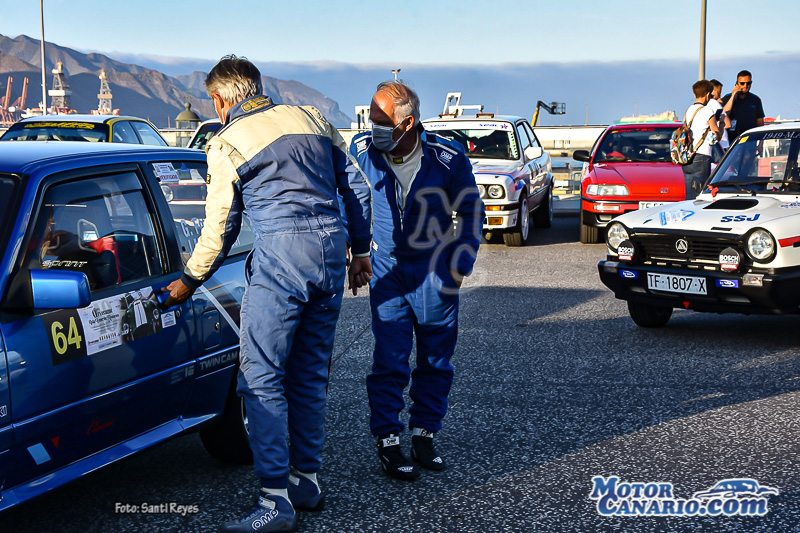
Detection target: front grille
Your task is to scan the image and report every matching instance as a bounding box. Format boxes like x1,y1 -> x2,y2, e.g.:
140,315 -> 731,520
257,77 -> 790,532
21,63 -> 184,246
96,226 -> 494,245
634,234 -> 742,266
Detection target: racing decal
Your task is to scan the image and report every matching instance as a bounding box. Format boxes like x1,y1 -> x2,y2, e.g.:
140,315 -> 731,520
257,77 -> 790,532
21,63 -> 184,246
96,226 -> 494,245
779,202 -> 800,209
660,210 -> 694,225
176,164 -> 192,180
762,131 -> 800,140
620,270 -> 638,279
153,163 -> 179,183
779,235 -> 800,248
240,95 -> 272,113
717,279 -> 739,288
438,150 -> 453,164
24,122 -> 97,130
617,241 -> 635,262
719,248 -> 741,271
161,311 -> 177,328
27,443 -> 51,465
738,136 -> 749,144
86,418 -> 114,436
43,287 -> 173,366
0,404 -> 7,418
720,214 -> 759,222
355,138 -> 369,154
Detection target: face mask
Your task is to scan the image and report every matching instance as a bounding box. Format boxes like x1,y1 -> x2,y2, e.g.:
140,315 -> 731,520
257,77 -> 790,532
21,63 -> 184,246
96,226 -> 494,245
372,120 -> 408,152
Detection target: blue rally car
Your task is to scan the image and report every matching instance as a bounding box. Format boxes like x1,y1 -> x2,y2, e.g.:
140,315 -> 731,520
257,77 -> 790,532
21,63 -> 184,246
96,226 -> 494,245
0,141 -> 253,511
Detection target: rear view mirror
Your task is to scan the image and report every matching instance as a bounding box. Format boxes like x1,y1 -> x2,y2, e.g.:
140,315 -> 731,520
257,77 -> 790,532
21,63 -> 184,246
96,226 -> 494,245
524,146 -> 544,160
573,150 -> 591,162
30,269 -> 91,309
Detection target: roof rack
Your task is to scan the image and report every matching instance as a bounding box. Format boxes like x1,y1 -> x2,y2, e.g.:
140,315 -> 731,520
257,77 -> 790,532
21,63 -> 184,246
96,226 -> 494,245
441,92 -> 484,117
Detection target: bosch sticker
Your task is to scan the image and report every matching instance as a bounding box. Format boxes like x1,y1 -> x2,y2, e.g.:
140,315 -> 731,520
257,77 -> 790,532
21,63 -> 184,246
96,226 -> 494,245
716,279 -> 739,288
719,247 -> 741,271
618,246 -> 634,261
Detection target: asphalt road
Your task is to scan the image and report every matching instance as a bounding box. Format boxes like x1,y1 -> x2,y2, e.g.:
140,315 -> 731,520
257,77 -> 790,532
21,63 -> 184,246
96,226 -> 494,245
6,214 -> 800,533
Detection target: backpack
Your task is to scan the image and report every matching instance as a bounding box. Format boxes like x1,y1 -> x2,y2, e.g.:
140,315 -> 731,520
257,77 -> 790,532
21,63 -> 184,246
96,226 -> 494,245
670,105 -> 707,165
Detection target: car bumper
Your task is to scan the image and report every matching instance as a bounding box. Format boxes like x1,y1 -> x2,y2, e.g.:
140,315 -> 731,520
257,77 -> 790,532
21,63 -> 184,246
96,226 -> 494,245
483,204 -> 519,230
582,199 -> 677,228
598,260 -> 800,314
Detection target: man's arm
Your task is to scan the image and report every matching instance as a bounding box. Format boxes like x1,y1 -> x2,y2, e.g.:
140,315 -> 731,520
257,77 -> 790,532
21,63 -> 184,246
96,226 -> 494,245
449,151 -> 485,282
756,95 -> 765,127
164,138 -> 244,306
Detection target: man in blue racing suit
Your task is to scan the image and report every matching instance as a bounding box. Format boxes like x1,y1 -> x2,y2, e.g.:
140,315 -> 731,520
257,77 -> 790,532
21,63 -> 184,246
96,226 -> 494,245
164,55 -> 372,532
350,81 -> 483,481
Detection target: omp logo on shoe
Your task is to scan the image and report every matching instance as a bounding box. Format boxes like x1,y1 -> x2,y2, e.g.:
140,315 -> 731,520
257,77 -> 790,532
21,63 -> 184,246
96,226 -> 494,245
251,508 -> 279,529
381,436 -> 400,447
398,466 -> 414,473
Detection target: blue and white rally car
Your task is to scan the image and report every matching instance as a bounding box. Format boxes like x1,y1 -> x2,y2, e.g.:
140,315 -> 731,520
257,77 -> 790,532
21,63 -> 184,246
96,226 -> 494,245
599,122 -> 800,327
0,142 -> 252,511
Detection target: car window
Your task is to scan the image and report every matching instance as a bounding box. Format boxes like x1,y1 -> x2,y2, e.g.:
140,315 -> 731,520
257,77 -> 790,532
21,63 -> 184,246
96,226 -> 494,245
188,123 -> 222,150
152,160 -> 255,263
516,123 -> 532,150
23,173 -> 165,292
596,127 -> 673,163
130,121 -> 168,146
111,121 -> 141,144
434,127 -> 520,160
0,175 -> 19,253
523,122 -> 542,148
711,131 -> 800,192
1,121 -> 109,142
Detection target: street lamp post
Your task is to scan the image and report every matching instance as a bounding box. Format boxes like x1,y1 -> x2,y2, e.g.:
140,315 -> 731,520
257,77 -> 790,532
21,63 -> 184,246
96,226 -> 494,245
40,0 -> 47,115
699,0 -> 707,80
391,69 -> 401,81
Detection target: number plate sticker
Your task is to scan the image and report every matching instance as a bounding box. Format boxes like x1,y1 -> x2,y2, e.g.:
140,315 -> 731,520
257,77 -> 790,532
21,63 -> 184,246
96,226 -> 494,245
639,201 -> 669,209
646,273 -> 707,295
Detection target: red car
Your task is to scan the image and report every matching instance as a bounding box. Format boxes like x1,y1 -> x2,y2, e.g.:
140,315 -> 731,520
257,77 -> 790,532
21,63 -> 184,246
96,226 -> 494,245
573,122 -> 686,243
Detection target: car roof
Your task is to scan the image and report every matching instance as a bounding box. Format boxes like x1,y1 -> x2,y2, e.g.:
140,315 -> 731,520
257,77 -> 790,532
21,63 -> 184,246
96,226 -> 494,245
423,115 -> 525,124
0,141 -> 199,175
14,115 -> 153,125
606,122 -> 681,130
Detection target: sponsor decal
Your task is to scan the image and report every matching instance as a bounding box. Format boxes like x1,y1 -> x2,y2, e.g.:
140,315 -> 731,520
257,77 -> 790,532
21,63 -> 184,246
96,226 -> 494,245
240,95 -> 272,113
356,139 -> 368,153
41,260 -> 88,268
87,418 -> 115,436
620,270 -> 637,279
24,122 -> 97,129
720,214 -> 760,222
719,247 -> 741,271
161,311 -> 177,329
153,162 -> 179,183
591,476 -> 777,517
779,202 -> 800,209
617,244 -> 635,261
660,210 -> 694,226
675,239 -> 689,254
717,279 -> 739,288
439,151 -> 453,163
27,443 -> 51,465
176,164 -> 192,180
0,404 -> 7,417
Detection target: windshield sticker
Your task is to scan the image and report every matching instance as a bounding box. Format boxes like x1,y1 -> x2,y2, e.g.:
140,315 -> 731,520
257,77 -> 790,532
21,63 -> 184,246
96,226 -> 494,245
176,164 -> 192,180
43,287 -> 172,366
190,168 -> 204,181
24,122 -> 97,129
762,131 -> 800,140
720,214 -> 760,222
153,163 -> 179,183
738,136 -> 749,144
660,210 -> 694,225
779,202 -> 800,209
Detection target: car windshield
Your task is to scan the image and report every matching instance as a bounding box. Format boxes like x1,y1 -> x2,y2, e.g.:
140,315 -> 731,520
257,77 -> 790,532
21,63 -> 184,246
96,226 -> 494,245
595,127 -> 674,163
0,175 -> 19,253
431,127 -> 519,160
188,123 -> 222,150
709,130 -> 800,194
1,121 -> 109,142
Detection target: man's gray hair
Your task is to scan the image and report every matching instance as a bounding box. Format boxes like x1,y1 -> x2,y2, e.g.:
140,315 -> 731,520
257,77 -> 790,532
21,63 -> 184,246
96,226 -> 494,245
376,81 -> 420,124
205,55 -> 263,105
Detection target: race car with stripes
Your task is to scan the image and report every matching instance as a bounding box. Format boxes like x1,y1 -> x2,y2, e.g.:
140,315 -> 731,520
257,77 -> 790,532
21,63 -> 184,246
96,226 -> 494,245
598,123 -> 800,327
423,115 -> 554,246
0,142 -> 250,512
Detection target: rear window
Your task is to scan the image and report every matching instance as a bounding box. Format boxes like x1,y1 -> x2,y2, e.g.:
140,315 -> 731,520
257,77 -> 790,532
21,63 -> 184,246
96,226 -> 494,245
0,175 -> 19,252
2,121 -> 109,142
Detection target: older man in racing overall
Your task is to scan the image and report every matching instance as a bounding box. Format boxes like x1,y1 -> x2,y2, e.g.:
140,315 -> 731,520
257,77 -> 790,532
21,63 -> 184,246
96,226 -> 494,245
164,55 -> 372,532
351,81 -> 483,481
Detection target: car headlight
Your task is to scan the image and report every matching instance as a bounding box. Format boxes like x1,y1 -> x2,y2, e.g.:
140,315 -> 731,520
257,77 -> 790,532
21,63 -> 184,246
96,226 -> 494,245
586,184 -> 629,196
477,184 -> 486,198
746,229 -> 776,262
606,222 -> 629,251
487,185 -> 505,199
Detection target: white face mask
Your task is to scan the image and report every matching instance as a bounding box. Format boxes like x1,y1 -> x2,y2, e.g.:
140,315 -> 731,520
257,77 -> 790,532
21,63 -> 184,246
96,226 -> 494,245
372,119 -> 408,152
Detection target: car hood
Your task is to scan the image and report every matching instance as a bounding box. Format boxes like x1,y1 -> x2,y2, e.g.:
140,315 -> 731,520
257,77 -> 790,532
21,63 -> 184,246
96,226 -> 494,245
589,162 -> 685,198
470,161 -> 521,174
615,194 -> 800,235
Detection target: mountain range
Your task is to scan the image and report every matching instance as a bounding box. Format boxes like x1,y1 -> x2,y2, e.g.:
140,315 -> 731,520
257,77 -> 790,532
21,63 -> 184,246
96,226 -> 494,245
0,34 -> 351,128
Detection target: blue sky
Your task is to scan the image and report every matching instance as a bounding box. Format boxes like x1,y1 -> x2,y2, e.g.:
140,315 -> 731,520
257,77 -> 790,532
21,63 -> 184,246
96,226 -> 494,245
1,0 -> 799,66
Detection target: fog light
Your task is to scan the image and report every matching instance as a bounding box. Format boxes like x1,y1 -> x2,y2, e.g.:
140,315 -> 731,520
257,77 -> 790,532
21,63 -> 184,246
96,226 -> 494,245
743,273 -> 764,286
486,205 -> 501,211
488,217 -> 503,225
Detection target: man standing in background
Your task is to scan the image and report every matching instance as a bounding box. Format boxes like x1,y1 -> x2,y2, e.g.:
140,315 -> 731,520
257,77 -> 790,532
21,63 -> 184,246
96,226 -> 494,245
722,70 -> 765,142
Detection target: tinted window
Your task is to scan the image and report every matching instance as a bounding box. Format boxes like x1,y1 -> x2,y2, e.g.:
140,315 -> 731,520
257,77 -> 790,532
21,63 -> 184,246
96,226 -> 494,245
130,121 -> 168,146
516,123 -> 532,149
2,121 -> 109,142
434,127 -> 520,160
153,160 -> 255,263
24,174 -> 165,292
523,122 -> 541,148
595,127 -> 674,163
0,175 -> 19,253
111,121 -> 141,144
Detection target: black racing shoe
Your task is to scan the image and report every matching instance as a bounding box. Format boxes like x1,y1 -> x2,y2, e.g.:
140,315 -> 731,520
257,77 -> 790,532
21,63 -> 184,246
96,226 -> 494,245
288,468 -> 324,512
218,492 -> 298,533
411,428 -> 446,471
377,433 -> 420,481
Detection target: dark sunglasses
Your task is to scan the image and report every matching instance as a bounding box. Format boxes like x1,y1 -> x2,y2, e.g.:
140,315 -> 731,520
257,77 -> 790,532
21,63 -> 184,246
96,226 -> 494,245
738,81 -> 752,86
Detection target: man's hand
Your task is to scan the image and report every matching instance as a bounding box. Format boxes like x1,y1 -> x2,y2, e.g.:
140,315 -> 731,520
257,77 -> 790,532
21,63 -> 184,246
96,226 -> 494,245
450,270 -> 464,288
162,278 -> 196,308
348,256 -> 372,296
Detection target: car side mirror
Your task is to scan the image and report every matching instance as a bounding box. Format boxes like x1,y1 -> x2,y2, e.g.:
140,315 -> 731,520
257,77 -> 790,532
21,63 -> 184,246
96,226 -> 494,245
30,269 -> 91,309
573,149 -> 591,162
524,146 -> 544,160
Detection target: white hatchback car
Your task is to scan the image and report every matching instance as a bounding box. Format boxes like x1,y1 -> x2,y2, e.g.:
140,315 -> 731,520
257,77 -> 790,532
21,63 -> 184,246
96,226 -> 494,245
598,122 -> 800,327
423,114 -> 554,246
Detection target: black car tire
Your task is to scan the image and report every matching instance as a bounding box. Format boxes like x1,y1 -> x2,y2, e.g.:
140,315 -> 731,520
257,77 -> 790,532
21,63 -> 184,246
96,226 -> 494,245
504,195 -> 529,247
579,207 -> 601,244
627,301 -> 673,328
200,381 -> 253,464
533,185 -> 553,228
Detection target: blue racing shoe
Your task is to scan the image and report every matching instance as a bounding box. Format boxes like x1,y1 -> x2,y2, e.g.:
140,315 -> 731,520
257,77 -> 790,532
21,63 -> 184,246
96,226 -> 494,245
219,491 -> 297,533
288,468 -> 325,511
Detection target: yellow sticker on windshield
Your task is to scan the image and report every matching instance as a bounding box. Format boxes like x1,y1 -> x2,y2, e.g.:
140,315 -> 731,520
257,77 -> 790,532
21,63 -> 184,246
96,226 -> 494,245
738,136 -> 749,143
24,122 -> 96,129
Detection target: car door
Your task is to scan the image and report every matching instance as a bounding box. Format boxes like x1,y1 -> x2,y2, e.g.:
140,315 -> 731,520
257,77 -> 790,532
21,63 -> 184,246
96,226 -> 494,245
522,121 -> 548,199
515,121 -> 536,205
1,165 -> 196,490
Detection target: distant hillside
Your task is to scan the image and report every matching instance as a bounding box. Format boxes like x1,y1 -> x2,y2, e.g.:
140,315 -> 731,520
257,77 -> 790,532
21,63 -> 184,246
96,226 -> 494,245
0,34 -> 352,128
